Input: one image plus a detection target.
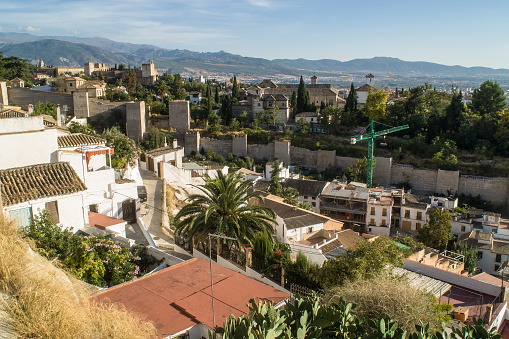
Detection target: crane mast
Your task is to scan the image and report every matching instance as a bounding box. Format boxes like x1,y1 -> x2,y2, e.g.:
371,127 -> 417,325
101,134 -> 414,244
350,120 -> 409,188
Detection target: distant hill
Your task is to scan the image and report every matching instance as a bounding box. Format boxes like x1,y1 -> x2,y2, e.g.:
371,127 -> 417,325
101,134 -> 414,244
272,57 -> 509,77
1,32 -> 509,80
0,39 -> 131,67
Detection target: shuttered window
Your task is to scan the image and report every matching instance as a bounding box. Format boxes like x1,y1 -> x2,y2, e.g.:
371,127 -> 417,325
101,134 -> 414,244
45,201 -> 60,224
9,207 -> 33,228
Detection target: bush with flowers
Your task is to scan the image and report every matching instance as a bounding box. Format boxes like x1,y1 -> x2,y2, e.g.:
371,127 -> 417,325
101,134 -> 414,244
23,210 -> 160,287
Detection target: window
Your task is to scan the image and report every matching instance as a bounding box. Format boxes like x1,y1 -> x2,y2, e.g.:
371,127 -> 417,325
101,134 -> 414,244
417,212 -> 422,220
69,83 -> 73,87
496,254 -> 502,263
416,223 -> 421,230
89,204 -> 99,213
45,201 -> 60,224
382,208 -> 387,217
312,202 -> 316,207
8,207 -> 33,228
312,197 -> 316,200
461,225 -> 466,232
304,196 -> 308,200
307,227 -> 313,234
370,207 -> 375,215
370,218 -> 375,225
381,219 -> 386,226
404,210 -> 410,218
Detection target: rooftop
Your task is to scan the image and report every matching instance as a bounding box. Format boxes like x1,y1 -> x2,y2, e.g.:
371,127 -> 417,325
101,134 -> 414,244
58,133 -> 106,148
88,211 -> 126,229
295,112 -> 319,118
91,258 -> 289,337
0,162 -> 87,206
282,178 -> 328,197
145,145 -> 183,157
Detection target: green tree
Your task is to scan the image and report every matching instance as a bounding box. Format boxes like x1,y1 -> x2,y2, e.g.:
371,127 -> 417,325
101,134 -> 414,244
444,91 -> 466,133
316,236 -> 403,288
297,76 -> 311,113
470,80 -> 506,117
125,69 -> 137,94
290,90 -> 298,118
215,86 -> 220,103
32,102 -> 57,119
297,117 -> 310,134
102,126 -> 141,168
175,171 -> 276,250
269,159 -> 283,195
229,118 -> 240,131
344,82 -> 358,113
344,157 -> 375,184
418,208 -> 452,250
364,88 -> 389,121
140,127 -> 169,150
208,111 -> 222,133
451,241 -> 479,274
232,76 -> 239,100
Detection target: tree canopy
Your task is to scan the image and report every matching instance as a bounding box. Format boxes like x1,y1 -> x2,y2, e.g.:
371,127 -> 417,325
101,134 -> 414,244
418,208 -> 452,250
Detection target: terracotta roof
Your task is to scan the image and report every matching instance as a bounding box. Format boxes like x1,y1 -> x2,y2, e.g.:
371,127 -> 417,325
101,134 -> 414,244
471,272 -> 509,287
145,146 -> 182,157
282,179 -> 328,197
88,212 -> 126,229
91,258 -> 289,337
58,133 -> 106,148
262,94 -> 288,101
0,162 -> 87,206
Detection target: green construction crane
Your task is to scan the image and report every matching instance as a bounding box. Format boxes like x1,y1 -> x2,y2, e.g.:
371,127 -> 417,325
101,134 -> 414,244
350,120 -> 409,188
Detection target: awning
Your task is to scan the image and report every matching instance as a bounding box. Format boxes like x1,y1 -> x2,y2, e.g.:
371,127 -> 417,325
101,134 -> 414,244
86,149 -> 114,165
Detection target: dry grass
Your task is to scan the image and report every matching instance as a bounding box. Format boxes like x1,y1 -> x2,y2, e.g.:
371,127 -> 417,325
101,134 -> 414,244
324,273 -> 449,333
0,217 -> 157,338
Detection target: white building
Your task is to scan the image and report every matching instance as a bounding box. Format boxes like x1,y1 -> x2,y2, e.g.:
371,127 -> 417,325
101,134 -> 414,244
0,115 -> 58,170
400,199 -> 429,232
264,161 -> 290,181
57,133 -> 138,220
366,188 -> 393,236
1,162 -> 88,230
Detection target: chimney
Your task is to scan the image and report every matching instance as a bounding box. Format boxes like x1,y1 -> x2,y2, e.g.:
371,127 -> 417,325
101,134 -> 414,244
28,104 -> 34,114
173,138 -> 178,148
56,104 -> 62,127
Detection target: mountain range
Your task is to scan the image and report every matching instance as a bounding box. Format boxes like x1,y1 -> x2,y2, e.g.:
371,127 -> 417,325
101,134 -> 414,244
1,32 -> 509,83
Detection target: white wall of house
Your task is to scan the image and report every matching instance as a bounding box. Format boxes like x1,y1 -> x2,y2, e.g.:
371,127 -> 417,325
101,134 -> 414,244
289,242 -> 327,266
477,247 -> 508,275
450,219 -> 474,238
357,91 -> 369,105
284,222 -> 323,243
5,192 -> 88,230
0,116 -> 58,170
186,323 -> 210,339
265,163 -> 290,181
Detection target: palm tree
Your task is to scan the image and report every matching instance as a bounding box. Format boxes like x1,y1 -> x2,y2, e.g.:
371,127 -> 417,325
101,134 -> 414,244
175,171 -> 276,250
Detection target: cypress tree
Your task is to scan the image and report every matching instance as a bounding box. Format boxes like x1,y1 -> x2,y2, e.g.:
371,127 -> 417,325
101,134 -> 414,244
290,91 -> 297,118
232,76 -> 239,100
215,86 -> 219,103
207,84 -> 212,117
345,82 -> 358,113
297,76 -> 310,113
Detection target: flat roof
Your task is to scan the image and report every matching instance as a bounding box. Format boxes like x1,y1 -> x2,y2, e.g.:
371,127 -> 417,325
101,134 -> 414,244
91,258 -> 289,337
88,211 -> 126,229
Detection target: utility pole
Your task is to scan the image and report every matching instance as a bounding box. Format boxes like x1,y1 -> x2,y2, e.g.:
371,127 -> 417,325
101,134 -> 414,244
350,120 -> 409,188
208,233 -> 236,329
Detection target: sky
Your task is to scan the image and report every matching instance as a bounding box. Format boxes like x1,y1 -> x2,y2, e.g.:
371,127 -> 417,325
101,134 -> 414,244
1,0 -> 509,69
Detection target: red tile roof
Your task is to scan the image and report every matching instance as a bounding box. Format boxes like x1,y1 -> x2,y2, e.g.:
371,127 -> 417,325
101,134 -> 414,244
88,212 -> 126,229
91,258 -> 289,337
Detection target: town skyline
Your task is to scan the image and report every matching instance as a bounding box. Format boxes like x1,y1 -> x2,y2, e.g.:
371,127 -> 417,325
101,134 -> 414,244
1,0 -> 509,69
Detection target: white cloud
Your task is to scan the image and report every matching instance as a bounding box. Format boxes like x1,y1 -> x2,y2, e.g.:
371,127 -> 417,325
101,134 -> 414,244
17,26 -> 41,32
246,0 -> 273,7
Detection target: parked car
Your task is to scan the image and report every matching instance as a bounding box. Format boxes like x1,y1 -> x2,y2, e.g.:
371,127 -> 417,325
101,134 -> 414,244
137,186 -> 147,202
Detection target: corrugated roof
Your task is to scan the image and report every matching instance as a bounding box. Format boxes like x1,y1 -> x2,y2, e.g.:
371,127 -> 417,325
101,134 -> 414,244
58,133 -> 106,148
0,162 -> 87,206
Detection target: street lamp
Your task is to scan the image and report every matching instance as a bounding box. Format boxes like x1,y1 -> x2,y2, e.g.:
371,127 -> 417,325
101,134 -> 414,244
208,232 -> 236,329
